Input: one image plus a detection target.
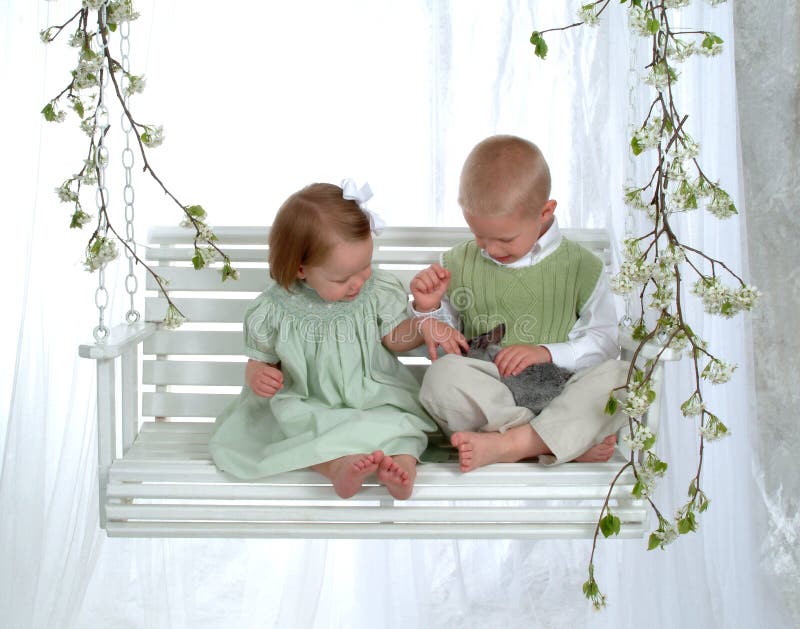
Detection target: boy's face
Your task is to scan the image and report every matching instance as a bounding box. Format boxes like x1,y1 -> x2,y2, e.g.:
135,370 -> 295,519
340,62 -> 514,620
463,202 -> 555,264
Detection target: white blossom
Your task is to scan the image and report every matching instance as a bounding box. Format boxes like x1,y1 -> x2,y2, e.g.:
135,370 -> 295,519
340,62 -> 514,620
141,125 -> 164,148
68,31 -> 85,48
701,359 -> 737,384
83,236 -> 118,272
624,386 -> 654,418
735,285 -> 761,310
706,187 -> 737,219
644,62 -> 678,91
623,423 -> 655,451
667,39 -> 697,62
664,0 -> 690,8
653,521 -> 679,547
82,0 -> 107,9
578,5 -> 600,26
163,304 -> 187,329
628,6 -> 652,37
681,392 -> 704,417
700,416 -> 729,441
123,74 -> 146,97
55,183 -> 78,203
107,1 -> 140,23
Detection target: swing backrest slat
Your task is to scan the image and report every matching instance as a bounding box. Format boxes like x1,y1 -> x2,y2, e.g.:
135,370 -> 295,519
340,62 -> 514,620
141,226 -> 612,422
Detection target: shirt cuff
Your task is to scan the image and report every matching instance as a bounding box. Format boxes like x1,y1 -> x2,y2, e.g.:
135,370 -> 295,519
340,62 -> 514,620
541,343 -> 577,371
409,301 -> 448,321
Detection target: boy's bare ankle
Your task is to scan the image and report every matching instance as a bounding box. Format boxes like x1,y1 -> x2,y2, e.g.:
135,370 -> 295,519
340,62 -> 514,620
502,424 -> 550,462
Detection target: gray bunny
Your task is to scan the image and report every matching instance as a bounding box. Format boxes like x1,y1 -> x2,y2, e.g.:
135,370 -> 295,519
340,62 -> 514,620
466,324 -> 574,415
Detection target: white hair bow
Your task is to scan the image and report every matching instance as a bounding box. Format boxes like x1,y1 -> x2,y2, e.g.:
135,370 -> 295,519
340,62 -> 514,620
341,178 -> 385,236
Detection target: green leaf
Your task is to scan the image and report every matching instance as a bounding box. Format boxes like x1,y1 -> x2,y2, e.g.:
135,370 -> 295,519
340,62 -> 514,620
600,512 -> 621,538
632,481 -> 644,499
630,136 -> 643,156
646,18 -> 660,34
186,204 -> 207,219
647,533 -> 660,550
643,434 -> 656,450
108,22 -> 118,32
73,99 -> 85,118
632,323 -> 648,341
677,512 -> 696,534
41,102 -> 56,122
530,31 -> 548,59
191,250 -> 205,270
604,396 -> 618,416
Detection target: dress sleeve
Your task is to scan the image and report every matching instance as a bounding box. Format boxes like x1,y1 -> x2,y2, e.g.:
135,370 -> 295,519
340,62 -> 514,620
372,269 -> 412,337
242,292 -> 280,364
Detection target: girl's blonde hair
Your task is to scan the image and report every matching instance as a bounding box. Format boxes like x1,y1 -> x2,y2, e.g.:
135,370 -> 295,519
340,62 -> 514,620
268,183 -> 371,289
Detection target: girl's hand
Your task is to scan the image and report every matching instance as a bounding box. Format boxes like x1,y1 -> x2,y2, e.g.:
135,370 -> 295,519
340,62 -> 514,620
245,359 -> 284,398
493,344 -> 552,377
419,317 -> 469,361
410,264 -> 451,312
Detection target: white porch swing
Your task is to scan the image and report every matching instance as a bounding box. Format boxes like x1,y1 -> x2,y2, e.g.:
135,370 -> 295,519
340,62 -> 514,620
80,225 -> 679,540
76,13 -> 679,541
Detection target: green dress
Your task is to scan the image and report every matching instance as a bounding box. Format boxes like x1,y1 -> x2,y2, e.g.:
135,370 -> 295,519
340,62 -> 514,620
209,268 -> 438,480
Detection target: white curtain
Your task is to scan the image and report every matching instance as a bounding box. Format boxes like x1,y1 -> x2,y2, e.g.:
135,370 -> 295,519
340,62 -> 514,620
1,2 -> 793,628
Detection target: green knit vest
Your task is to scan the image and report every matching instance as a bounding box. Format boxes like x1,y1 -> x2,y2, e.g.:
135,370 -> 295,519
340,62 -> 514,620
443,238 -> 603,346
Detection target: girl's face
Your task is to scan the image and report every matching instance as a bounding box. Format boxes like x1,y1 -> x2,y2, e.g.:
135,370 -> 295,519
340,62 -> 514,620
297,236 -> 374,302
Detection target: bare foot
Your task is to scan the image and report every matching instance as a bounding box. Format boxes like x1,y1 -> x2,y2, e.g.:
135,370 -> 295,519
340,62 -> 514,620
573,435 -> 617,462
451,431 -> 508,472
378,454 -> 417,500
315,451 -> 383,499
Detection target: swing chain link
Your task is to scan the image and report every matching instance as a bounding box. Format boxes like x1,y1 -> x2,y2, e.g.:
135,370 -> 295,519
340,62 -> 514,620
120,19 -> 140,324
620,38 -> 639,331
93,5 -> 111,343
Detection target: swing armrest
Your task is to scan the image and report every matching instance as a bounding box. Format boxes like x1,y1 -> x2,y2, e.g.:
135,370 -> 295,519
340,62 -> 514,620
79,322 -> 158,360
619,329 -> 683,363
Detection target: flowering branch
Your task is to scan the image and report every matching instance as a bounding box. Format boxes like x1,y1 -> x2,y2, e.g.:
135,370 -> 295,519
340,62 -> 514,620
532,0 -> 757,609
41,1 -> 238,330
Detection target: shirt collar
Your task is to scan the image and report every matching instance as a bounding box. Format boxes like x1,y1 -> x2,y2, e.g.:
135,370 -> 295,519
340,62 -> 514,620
479,217 -> 562,268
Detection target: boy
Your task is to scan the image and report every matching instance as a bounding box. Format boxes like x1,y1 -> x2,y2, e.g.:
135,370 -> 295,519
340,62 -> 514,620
411,135 -> 627,472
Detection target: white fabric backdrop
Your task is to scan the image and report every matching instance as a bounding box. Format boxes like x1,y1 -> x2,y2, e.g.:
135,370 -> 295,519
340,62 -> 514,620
0,1 -> 793,628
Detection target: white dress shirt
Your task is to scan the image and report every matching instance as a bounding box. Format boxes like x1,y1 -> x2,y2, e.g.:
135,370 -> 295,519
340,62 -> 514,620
410,218 -> 619,371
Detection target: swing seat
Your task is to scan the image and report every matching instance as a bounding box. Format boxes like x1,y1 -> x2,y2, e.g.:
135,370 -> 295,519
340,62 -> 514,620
80,226 -> 678,539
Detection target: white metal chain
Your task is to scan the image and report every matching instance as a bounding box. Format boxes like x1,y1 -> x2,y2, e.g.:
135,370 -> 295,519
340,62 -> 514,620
93,3 -> 111,342
620,35 -> 639,330
120,19 -> 140,324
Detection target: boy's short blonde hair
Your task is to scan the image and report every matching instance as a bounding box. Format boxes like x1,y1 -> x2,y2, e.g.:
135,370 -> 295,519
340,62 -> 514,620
458,135 -> 551,218
268,183 -> 371,289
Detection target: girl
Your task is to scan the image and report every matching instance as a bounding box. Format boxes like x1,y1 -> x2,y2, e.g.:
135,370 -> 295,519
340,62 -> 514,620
209,181 -> 467,499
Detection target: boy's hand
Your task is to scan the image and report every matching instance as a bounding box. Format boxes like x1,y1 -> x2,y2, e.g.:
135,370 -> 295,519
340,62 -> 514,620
245,359 -> 284,398
410,264 -> 451,312
493,344 -> 552,377
419,317 -> 469,361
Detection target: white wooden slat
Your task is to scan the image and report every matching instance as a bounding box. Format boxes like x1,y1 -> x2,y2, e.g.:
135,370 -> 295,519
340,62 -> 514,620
145,266 -> 423,293
146,267 -> 269,292
106,480 -> 634,502
144,330 -> 242,355
106,503 -> 645,524
104,520 -> 646,540
146,226 -> 608,252
142,392 -> 236,418
143,360 -> 245,386
107,456 -> 637,486
145,246 -> 448,266
146,297 -> 250,323
146,247 -> 269,263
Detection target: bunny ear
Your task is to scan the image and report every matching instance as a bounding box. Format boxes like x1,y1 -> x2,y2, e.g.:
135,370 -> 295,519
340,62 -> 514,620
487,324 -> 506,345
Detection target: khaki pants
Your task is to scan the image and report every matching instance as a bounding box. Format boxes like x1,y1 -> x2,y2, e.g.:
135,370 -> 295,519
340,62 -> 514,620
418,355 -> 629,465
